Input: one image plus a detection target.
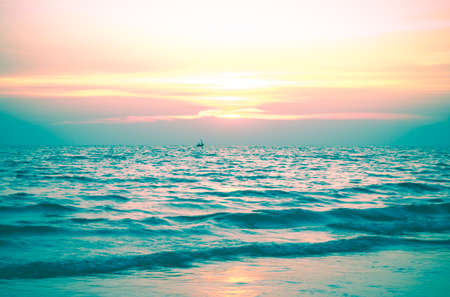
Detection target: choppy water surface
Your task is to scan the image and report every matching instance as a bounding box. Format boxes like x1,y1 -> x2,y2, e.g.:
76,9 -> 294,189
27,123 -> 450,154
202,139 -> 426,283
0,146 -> 449,295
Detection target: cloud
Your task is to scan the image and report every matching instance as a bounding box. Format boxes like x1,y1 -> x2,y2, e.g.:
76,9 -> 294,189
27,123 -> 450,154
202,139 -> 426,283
60,109 -> 422,124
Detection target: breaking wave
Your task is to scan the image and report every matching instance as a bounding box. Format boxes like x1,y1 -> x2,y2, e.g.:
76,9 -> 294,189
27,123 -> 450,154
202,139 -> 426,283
1,236 -> 449,279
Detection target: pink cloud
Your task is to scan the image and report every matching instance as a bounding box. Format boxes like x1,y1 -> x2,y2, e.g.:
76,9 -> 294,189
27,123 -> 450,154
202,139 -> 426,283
61,109 -> 422,124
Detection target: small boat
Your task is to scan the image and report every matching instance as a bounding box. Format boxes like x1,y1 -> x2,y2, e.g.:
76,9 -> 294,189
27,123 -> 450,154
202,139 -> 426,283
196,139 -> 204,148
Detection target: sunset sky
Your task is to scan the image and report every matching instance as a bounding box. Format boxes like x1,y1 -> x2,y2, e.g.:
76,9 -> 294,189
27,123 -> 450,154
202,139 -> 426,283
1,0 -> 449,145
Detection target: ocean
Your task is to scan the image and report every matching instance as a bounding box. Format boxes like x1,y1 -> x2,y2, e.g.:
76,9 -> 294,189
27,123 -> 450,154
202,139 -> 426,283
0,145 -> 449,296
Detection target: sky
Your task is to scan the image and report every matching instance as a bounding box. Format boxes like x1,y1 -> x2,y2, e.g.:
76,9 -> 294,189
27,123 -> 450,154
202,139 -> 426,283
0,0 -> 449,145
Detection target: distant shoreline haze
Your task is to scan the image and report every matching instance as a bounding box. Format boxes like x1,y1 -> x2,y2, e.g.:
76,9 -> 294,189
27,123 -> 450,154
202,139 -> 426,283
0,110 -> 448,146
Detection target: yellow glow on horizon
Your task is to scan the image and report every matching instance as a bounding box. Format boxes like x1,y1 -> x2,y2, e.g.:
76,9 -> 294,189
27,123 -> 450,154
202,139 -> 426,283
218,114 -> 241,119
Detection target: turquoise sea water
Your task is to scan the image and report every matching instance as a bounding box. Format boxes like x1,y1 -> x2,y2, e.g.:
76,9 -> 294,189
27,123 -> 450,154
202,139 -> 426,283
0,146 -> 449,296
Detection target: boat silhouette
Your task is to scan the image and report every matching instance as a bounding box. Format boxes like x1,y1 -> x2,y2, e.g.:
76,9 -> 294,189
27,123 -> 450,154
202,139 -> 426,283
196,139 -> 204,148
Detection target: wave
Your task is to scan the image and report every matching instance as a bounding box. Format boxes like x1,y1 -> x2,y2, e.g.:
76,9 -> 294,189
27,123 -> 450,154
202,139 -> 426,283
140,217 -> 171,225
70,217 -> 108,224
394,182 -> 443,192
83,194 -> 130,202
213,208 -> 325,229
166,177 -> 200,183
0,224 -> 63,235
342,186 -> 380,194
83,216 -> 170,226
94,205 -> 155,214
198,189 -> 311,199
1,236 -> 448,279
170,203 -> 450,233
3,192 -> 33,199
0,221 -> 203,237
70,216 -> 170,226
235,174 -> 278,180
40,175 -> 99,183
340,182 -> 444,195
81,226 -> 183,236
197,182 -> 445,201
328,220 -> 450,235
65,155 -> 90,160
0,202 -> 79,213
329,203 -> 450,220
